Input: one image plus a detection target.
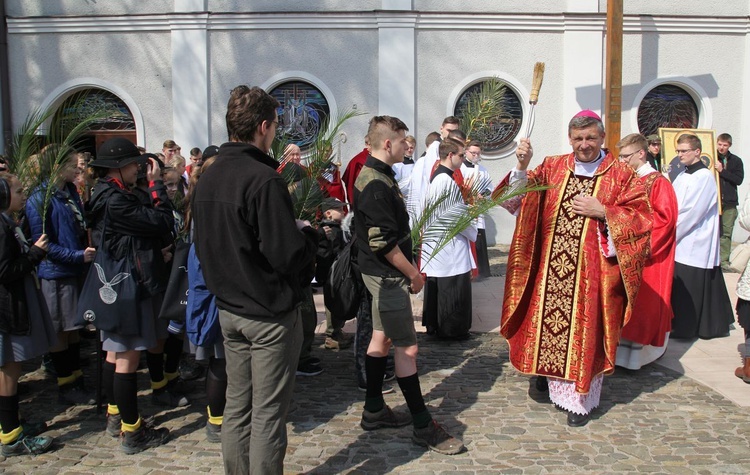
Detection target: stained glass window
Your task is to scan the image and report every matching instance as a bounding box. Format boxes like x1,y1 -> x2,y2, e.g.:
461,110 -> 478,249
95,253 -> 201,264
269,81 -> 331,150
637,84 -> 699,137
453,80 -> 523,153
54,89 -> 135,131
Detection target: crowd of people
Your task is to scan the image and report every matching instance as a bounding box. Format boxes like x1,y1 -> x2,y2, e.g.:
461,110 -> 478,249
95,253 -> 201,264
0,85 -> 746,475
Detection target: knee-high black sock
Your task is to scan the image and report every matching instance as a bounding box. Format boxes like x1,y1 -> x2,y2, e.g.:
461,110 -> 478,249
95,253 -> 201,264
146,351 -> 165,387
102,361 -> 116,407
50,350 -> 73,383
67,342 -> 82,373
113,372 -> 139,425
0,394 -> 20,434
364,355 -> 387,412
206,357 -> 227,418
163,334 -> 183,376
396,373 -> 431,428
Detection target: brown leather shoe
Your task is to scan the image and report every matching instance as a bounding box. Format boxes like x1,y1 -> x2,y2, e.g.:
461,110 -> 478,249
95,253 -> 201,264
734,357 -> 750,383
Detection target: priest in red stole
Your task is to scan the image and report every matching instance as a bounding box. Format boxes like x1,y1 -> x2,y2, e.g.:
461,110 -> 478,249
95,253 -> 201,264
494,111 -> 651,427
615,134 -> 677,370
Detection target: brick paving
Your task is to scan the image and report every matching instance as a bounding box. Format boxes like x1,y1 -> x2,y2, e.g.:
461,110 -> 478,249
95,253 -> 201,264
2,331 -> 749,474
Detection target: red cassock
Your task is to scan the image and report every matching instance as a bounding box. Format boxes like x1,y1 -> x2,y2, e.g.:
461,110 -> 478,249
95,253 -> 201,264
342,148 -> 369,207
620,172 -> 677,347
494,152 -> 651,393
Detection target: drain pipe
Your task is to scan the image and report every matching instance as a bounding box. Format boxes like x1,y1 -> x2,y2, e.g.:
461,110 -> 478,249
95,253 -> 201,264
0,0 -> 11,154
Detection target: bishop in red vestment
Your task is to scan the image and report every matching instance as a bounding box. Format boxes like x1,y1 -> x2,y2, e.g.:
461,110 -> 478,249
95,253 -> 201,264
494,111 -> 651,427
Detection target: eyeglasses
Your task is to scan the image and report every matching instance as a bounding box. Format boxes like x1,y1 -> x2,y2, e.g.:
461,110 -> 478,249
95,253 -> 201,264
466,150 -> 480,156
676,148 -> 696,154
618,151 -> 641,160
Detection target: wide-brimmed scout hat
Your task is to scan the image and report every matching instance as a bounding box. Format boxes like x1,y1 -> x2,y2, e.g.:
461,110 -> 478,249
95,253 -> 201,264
91,138 -> 141,169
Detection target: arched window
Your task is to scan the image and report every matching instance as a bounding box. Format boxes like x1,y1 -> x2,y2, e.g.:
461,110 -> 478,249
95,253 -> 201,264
637,84 -> 699,137
52,88 -> 136,154
453,79 -> 523,153
268,80 -> 331,151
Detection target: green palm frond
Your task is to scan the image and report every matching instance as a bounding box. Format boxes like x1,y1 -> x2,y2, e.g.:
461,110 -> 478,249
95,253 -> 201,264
8,91 -> 110,233
458,77 -> 509,142
415,178 -> 549,269
273,108 -> 366,223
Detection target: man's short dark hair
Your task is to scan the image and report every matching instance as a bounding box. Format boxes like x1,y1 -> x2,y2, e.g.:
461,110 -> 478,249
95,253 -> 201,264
439,137 -> 464,160
442,116 -> 460,126
466,140 -> 482,149
677,133 -> 702,151
190,147 -> 202,157
717,133 -> 733,145
425,131 -> 440,147
367,115 -> 409,150
447,129 -> 467,144
568,116 -> 604,136
225,85 -> 280,143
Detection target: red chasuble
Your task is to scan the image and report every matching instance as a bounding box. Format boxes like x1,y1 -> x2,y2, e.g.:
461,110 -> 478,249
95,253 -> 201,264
620,172 -> 677,347
497,152 -> 651,393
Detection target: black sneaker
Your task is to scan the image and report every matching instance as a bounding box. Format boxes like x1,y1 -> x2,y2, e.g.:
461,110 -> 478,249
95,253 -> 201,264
535,376 -> 549,392
121,425 -> 169,455
308,356 -> 321,365
360,405 -> 412,431
412,420 -> 465,455
179,359 -> 205,381
106,413 -> 122,438
205,421 -> 221,443
41,354 -> 56,376
296,362 -> 323,377
1,432 -> 54,457
58,384 -> 96,406
151,388 -> 189,407
166,376 -> 194,395
357,383 -> 395,395
383,371 -> 396,382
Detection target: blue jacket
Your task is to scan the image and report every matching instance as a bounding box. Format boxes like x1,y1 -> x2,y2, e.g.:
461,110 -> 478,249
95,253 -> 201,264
26,182 -> 88,280
185,243 -> 220,347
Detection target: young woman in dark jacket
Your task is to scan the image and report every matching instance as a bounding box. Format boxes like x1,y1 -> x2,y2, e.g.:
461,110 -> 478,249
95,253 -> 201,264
26,152 -> 96,406
86,138 -> 174,454
0,172 -> 56,457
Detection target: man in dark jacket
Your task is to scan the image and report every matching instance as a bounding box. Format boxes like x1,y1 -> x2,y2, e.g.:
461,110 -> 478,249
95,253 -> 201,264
192,85 -> 318,475
716,133 -> 745,269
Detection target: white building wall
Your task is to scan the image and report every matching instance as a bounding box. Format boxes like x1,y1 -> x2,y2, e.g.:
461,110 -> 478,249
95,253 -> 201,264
3,3 -> 750,244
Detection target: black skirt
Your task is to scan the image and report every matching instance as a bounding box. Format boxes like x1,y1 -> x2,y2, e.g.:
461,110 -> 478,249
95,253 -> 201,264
671,262 -> 733,339
735,298 -> 750,331
422,271 -> 472,339
475,229 -> 491,279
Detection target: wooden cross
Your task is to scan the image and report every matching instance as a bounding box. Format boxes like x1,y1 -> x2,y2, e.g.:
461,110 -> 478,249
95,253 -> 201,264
604,0 -> 623,154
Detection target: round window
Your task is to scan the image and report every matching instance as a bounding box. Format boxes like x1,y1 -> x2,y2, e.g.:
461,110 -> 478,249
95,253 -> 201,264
453,80 -> 523,153
637,84 -> 699,137
268,80 -> 331,151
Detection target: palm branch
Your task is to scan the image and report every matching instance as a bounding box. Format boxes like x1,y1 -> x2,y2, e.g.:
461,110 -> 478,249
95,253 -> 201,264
273,108 -> 365,223
415,176 -> 548,269
7,91 -> 110,233
458,77 -> 509,142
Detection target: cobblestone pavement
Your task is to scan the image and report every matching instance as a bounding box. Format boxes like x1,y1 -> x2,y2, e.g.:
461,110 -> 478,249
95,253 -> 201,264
1,333 -> 749,474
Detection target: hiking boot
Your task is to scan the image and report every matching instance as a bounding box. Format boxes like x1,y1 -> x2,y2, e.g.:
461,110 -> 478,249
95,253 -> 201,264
152,388 -> 189,407
205,421 -> 221,443
121,425 -> 169,455
296,361 -> 323,377
324,330 -> 353,350
1,432 -> 54,457
412,420 -> 465,455
106,413 -> 122,438
179,359 -> 205,381
166,376 -> 194,395
360,405 -> 412,431
58,384 -> 96,406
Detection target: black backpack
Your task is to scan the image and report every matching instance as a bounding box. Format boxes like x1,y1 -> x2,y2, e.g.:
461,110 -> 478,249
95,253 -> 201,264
324,234 -> 363,327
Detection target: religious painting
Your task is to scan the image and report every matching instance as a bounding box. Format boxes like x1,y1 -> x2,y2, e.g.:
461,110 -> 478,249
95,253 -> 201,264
268,80 -> 331,151
659,127 -> 720,211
